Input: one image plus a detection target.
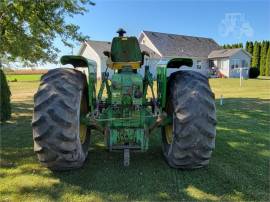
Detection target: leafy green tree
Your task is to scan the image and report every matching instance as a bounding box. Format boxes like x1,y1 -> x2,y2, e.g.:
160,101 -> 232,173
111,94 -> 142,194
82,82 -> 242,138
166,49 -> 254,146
247,41 -> 254,64
223,43 -> 243,49
265,46 -> 270,76
252,41 -> 261,68
245,41 -> 250,52
0,69 -> 11,121
235,43 -> 243,48
247,41 -> 253,55
247,41 -> 253,64
0,0 -> 95,64
239,43 -> 243,48
259,41 -> 268,76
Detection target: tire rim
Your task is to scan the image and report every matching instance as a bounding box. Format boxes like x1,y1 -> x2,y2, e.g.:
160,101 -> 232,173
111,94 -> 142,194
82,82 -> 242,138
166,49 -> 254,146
165,124 -> 173,144
164,98 -> 173,144
79,91 -> 88,144
80,124 -> 87,144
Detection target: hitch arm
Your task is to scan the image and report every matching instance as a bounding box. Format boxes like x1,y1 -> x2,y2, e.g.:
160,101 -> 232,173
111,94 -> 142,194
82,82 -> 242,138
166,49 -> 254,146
80,116 -> 104,133
149,113 -> 172,134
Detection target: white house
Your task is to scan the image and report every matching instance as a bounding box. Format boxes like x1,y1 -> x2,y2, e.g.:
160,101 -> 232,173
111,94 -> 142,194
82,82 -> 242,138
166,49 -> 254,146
78,30 -> 251,78
138,31 -> 221,76
208,48 -> 251,78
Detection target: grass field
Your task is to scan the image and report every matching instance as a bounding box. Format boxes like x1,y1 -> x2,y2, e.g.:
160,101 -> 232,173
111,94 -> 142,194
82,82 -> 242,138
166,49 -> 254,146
6,74 -> 42,82
0,76 -> 269,201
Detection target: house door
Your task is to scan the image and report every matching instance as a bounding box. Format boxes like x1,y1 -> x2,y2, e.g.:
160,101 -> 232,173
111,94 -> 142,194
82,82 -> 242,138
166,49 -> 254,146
209,60 -> 215,75
209,60 -> 214,68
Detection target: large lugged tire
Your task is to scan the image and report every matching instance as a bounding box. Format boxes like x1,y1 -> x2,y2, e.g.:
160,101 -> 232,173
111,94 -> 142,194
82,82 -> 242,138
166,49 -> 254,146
162,71 -> 217,169
32,68 -> 90,170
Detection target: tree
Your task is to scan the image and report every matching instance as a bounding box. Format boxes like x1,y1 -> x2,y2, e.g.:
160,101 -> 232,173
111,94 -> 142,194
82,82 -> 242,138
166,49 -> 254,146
247,41 -> 253,64
249,67 -> 260,79
0,0 -> 95,64
223,43 -> 243,49
245,41 -> 250,52
247,41 -> 253,54
234,43 -> 241,48
259,41 -> 269,76
237,43 -> 243,48
252,41 -> 261,68
0,69 -> 11,121
265,46 -> 270,76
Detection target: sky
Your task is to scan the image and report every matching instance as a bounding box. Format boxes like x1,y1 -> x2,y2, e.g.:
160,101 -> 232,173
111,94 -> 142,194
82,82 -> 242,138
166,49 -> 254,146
52,0 -> 270,66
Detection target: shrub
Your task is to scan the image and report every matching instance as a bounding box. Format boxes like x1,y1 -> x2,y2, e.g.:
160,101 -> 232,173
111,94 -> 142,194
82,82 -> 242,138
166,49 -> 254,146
249,67 -> 260,79
0,69 -> 11,121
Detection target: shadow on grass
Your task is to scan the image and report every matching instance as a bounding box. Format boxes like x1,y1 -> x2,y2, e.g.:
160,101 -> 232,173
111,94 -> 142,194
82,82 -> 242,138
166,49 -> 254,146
1,98 -> 269,201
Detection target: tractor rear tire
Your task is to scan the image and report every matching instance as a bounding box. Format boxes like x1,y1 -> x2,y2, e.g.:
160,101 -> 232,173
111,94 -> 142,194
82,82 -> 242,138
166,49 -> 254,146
32,68 -> 90,170
162,71 -> 217,169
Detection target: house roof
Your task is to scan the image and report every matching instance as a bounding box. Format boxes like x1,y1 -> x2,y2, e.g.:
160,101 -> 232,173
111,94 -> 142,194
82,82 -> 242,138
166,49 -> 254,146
86,40 -> 111,58
208,48 -> 252,59
141,31 -> 221,58
85,40 -> 159,58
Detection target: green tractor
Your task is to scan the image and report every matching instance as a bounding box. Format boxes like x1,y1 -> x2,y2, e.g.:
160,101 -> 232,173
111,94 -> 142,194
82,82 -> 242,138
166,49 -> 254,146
32,29 -> 216,170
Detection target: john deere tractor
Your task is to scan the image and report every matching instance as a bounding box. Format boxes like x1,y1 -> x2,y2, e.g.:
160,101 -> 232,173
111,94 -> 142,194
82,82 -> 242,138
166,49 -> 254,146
32,29 -> 216,170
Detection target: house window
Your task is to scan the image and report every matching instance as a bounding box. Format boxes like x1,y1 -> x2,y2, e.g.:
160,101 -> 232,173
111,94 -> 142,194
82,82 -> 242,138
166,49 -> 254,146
242,60 -> 247,67
196,60 -> 202,69
231,59 -> 240,69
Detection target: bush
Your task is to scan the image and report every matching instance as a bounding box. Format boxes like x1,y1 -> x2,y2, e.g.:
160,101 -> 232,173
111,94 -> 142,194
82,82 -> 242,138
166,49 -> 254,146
249,67 -> 260,79
0,69 -> 11,121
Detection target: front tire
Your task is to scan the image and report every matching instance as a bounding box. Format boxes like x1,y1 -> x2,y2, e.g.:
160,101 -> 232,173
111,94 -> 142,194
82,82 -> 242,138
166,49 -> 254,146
162,71 -> 217,169
32,68 -> 90,170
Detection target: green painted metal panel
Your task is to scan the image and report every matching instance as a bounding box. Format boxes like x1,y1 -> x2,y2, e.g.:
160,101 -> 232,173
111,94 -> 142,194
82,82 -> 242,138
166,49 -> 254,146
157,66 -> 167,109
111,69 -> 143,106
96,67 -> 153,151
111,37 -> 142,62
60,55 -> 96,68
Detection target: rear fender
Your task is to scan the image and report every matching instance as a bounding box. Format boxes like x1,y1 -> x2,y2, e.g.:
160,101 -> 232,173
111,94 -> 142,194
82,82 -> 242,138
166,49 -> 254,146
60,55 -> 97,69
156,58 -> 193,108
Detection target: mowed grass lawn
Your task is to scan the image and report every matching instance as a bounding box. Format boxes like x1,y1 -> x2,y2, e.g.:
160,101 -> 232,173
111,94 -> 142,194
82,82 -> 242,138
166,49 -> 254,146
6,74 -> 42,82
1,75 -> 269,201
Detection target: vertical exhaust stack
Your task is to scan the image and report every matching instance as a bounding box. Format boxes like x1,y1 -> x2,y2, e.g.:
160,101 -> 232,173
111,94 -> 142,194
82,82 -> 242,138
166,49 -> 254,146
116,28 -> 126,37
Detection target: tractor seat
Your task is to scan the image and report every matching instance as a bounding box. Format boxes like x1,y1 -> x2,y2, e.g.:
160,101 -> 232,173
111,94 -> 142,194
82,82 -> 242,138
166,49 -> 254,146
105,36 -> 143,70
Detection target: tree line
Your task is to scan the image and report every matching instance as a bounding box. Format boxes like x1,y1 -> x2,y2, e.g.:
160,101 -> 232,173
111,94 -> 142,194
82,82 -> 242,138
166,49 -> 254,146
223,41 -> 270,76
